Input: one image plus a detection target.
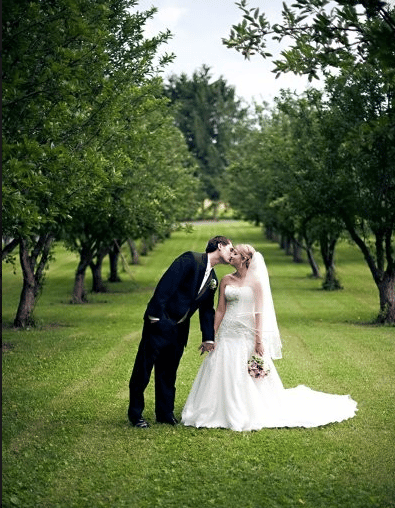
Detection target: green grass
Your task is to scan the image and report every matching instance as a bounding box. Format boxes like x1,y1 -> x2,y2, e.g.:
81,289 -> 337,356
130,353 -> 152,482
2,221 -> 394,508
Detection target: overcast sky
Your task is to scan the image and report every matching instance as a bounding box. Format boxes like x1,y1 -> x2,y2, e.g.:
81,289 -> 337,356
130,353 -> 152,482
134,0 -> 315,105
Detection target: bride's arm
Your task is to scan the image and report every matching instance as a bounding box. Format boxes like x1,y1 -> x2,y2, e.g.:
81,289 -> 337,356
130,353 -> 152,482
214,277 -> 228,335
253,281 -> 264,356
254,313 -> 264,356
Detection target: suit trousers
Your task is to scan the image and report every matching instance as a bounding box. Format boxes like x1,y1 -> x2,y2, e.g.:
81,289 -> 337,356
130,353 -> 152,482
128,319 -> 189,423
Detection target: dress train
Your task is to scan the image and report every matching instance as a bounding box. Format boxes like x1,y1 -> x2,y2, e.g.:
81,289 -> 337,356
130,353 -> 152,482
181,286 -> 357,431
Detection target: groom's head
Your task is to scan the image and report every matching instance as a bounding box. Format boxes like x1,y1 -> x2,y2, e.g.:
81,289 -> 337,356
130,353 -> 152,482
206,236 -> 234,264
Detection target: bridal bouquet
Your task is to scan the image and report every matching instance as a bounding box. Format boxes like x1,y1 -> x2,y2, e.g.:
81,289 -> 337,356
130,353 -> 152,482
247,355 -> 270,379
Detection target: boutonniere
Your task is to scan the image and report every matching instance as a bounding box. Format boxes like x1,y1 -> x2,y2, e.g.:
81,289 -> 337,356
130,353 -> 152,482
209,279 -> 217,290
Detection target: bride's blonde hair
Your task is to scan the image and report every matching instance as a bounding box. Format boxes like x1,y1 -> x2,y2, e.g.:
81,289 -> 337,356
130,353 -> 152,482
235,244 -> 256,269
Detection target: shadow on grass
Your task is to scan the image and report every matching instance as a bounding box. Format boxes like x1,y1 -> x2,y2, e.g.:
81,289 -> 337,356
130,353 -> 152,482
2,321 -> 72,331
2,342 -> 15,352
348,319 -> 395,328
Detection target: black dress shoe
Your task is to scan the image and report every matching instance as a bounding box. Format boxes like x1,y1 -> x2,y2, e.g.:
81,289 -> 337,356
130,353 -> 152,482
156,415 -> 178,426
131,417 -> 150,428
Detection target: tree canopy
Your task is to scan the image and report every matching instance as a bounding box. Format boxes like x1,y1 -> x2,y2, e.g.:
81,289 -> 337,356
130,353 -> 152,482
223,0 -> 395,80
2,0 -> 197,325
164,65 -> 247,213
226,75 -> 394,322
223,0 -> 394,323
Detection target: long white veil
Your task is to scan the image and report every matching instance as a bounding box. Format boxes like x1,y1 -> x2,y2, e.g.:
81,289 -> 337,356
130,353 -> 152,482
244,251 -> 282,360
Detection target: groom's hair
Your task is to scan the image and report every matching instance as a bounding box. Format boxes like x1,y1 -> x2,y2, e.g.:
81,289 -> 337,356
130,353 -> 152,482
206,236 -> 231,253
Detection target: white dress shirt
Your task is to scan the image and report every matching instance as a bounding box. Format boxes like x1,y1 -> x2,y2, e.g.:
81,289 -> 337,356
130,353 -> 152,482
199,257 -> 211,294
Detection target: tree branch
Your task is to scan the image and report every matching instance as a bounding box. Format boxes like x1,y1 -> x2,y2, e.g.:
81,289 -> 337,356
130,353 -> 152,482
343,216 -> 381,284
1,238 -> 20,260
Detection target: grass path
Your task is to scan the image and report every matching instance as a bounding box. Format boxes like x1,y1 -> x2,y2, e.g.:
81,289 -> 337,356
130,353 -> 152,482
2,221 -> 394,508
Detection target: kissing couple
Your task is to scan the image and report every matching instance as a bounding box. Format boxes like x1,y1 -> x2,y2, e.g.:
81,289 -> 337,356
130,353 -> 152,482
128,236 -> 357,431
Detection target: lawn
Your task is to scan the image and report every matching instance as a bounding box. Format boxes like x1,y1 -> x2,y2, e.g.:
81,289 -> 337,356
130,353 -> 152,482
2,221 -> 394,508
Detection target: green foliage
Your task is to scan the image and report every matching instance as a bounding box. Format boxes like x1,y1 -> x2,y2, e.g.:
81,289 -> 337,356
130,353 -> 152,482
319,65 -> 395,313
2,222 -> 394,508
222,0 -> 394,319
223,0 -> 395,81
2,0 -> 199,323
61,80 -> 200,302
224,60 -> 395,320
62,82 -> 199,256
164,65 -> 248,207
2,0 -> 176,241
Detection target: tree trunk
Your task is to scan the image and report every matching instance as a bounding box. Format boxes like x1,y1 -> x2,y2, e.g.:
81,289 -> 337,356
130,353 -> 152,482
343,218 -> 394,324
72,270 -> 88,303
90,248 -> 109,292
14,278 -> 36,328
377,271 -> 395,323
280,235 -> 293,254
265,227 -> 273,241
292,238 -> 303,263
320,233 -> 342,290
108,242 -> 121,282
285,236 -> 292,256
14,234 -> 55,327
272,232 -> 280,244
212,201 -> 219,220
14,240 -> 36,327
71,247 -> 92,303
108,251 -> 121,282
306,246 -> 321,278
127,239 -> 139,265
141,235 -> 156,256
140,238 -> 149,256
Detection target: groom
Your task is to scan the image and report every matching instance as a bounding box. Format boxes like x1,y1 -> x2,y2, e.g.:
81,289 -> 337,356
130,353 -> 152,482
128,235 -> 234,428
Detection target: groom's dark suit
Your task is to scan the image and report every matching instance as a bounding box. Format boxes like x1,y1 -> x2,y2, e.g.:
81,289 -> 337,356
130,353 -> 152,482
128,251 -> 218,424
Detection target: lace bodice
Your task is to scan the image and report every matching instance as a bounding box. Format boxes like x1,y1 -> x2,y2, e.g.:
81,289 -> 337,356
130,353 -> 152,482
218,285 -> 256,338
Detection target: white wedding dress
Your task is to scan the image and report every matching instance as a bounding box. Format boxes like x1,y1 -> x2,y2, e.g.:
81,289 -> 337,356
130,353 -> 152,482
182,285 -> 357,431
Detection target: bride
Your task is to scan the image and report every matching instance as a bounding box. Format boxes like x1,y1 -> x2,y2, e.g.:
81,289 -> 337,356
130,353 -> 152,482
181,244 -> 357,431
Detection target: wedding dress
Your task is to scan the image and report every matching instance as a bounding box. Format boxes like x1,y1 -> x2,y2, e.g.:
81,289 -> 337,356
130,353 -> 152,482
181,283 -> 357,432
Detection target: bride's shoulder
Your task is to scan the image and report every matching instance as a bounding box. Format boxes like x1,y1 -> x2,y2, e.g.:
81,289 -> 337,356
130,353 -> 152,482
221,274 -> 241,291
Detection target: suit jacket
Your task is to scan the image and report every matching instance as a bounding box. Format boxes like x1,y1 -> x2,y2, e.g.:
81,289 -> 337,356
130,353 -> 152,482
144,251 -> 218,343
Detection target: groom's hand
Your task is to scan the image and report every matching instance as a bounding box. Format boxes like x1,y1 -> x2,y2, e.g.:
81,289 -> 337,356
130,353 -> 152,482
199,342 -> 215,355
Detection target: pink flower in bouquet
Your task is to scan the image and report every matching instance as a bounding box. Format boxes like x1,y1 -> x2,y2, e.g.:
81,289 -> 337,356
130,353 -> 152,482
247,355 -> 270,379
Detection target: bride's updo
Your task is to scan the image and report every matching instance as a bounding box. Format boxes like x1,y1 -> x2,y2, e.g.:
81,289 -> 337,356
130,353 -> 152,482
235,244 -> 256,269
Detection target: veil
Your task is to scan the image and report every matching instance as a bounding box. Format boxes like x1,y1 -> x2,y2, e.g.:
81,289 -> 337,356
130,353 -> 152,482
243,251 -> 282,360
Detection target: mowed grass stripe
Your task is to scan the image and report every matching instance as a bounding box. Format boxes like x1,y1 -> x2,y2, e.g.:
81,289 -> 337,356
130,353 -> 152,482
2,221 -> 394,508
